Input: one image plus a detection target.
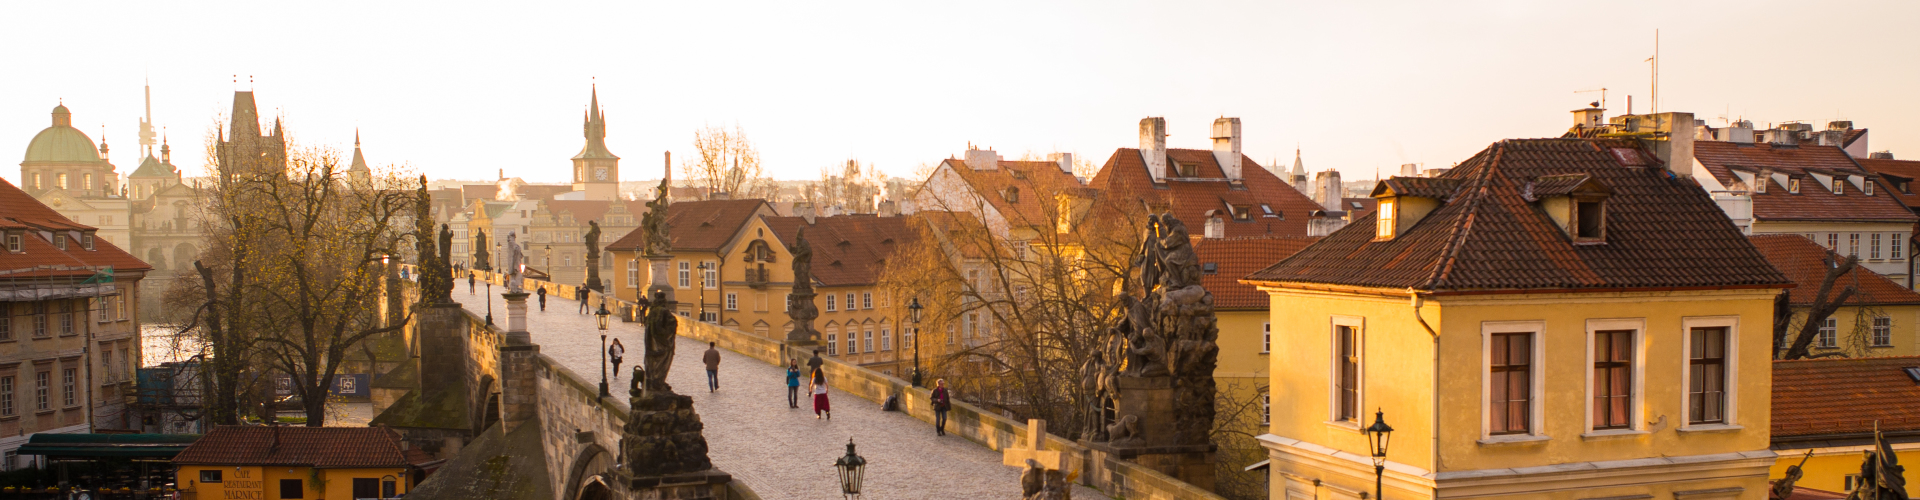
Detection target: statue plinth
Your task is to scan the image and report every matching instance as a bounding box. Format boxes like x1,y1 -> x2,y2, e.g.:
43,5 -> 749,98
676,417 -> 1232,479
1084,376 -> 1216,491
622,391 -> 716,478
646,254 -> 676,303
502,292 -> 531,346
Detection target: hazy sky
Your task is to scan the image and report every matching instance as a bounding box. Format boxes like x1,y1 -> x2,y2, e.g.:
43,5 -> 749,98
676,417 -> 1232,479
4,1 -> 1916,187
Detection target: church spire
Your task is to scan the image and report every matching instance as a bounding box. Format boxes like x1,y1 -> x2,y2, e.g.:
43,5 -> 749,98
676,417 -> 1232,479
349,128 -> 369,173
572,83 -> 619,161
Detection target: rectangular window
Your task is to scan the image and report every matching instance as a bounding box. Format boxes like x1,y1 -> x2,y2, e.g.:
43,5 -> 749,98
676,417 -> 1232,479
97,297 -> 109,322
32,303 -> 46,338
1850,233 -> 1860,256
1688,327 -> 1728,424
677,261 -> 690,288
826,295 -> 837,312
881,327 -> 892,351
627,260 -> 639,288
847,293 -> 856,311
57,301 -> 72,336
702,261 -> 717,289
1817,317 -> 1838,348
878,293 -> 889,308
1593,330 -> 1634,430
199,470 -> 222,483
1376,200 -> 1396,239
1873,317 -> 1893,347
61,368 -> 74,407
4,233 -> 17,252
1867,180 -> 1877,196
1489,332 -> 1532,435
279,479 -> 303,499
784,294 -> 792,312
862,293 -> 873,309
101,349 -> 112,382
353,478 -> 379,499
725,293 -> 738,311
1828,233 -> 1839,250
1575,200 -> 1604,239
1262,323 -> 1271,353
1,376 -> 13,417
35,372 -> 48,411
847,333 -> 858,356
0,304 -> 10,341
1873,233 -> 1883,259
863,329 -> 875,353
827,332 -> 839,355
1896,234 -> 1907,260
1262,393 -> 1271,425
1334,324 -> 1359,422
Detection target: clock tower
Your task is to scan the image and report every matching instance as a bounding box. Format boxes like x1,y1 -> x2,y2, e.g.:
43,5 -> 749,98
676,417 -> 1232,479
572,85 -> 620,200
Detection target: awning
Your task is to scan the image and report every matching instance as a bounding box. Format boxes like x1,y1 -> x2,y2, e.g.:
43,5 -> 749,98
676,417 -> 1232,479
16,433 -> 201,459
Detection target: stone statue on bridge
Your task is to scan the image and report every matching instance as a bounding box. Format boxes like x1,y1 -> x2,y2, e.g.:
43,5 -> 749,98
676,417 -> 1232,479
473,229 -> 491,271
584,220 -> 603,292
622,166 -> 725,491
436,224 -> 454,300
641,178 -> 673,258
504,232 -> 524,294
786,227 -> 821,343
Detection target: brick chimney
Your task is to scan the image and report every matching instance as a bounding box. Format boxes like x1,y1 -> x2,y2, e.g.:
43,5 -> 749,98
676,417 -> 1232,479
1140,117 -> 1168,182
964,148 -> 1000,171
1612,112 -> 1696,177
1211,118 -> 1243,181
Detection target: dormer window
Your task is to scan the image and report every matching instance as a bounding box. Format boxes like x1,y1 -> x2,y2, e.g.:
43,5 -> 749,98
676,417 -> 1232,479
53,233 -> 67,251
1229,204 -> 1252,221
1789,178 -> 1801,194
1865,180 -> 1876,196
1376,199 -> 1396,240
1574,199 -> 1605,240
5,232 -> 19,253
1003,187 -> 1019,203
81,232 -> 94,251
1526,173 -> 1610,244
1204,215 -> 1225,239
1833,178 -> 1846,195
1177,162 -> 1198,177
1261,204 -> 1275,217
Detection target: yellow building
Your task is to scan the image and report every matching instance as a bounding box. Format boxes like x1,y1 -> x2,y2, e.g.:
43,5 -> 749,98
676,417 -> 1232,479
1770,356 -> 1920,497
172,426 -> 417,500
1245,137 -> 1793,499
1749,234 -> 1920,356
605,199 -> 775,322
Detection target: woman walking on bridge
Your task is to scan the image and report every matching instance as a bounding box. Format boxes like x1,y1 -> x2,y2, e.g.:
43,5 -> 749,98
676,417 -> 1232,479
810,368 -> 831,420
785,361 -> 802,409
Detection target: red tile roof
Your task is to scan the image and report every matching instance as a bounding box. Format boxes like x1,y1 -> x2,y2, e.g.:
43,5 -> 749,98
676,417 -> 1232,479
930,159 -> 1085,231
545,200 -> 613,224
1694,141 -> 1917,223
1088,149 -> 1325,238
1195,236 -> 1318,309
1340,198 -> 1377,219
0,178 -> 151,279
172,426 -> 408,468
604,199 -> 770,252
1772,356 -> 1920,439
1246,139 -> 1791,292
763,215 -> 919,287
1855,157 -> 1920,211
1748,234 -> 1920,306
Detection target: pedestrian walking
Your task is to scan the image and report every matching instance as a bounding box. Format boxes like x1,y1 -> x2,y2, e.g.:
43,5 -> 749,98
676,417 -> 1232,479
931,379 -> 952,436
399,268 -> 409,280
807,349 -> 824,374
468,272 -> 476,293
810,368 -> 831,419
785,361 -> 802,409
609,338 -> 626,378
703,342 -> 722,392
577,285 -> 590,314
536,285 -> 548,311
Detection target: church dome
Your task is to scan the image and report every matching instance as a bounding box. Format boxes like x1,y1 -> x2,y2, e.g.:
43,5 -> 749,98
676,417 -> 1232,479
23,104 -> 104,164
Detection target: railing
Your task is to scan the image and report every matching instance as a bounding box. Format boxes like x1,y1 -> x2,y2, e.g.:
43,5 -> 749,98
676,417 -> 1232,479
743,268 -> 771,288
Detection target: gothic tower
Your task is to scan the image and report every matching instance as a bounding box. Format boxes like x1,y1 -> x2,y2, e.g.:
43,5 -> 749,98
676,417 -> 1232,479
215,90 -> 287,183
572,85 -> 620,201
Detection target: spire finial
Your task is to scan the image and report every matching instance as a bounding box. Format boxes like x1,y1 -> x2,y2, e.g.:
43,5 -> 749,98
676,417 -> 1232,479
355,128 -> 361,147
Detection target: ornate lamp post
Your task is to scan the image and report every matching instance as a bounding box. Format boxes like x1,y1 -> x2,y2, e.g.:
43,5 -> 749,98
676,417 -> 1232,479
1365,408 -> 1394,500
833,438 -> 867,499
486,242 -> 499,326
695,262 -> 711,323
545,244 -> 552,274
907,297 -> 923,387
596,299 -> 612,398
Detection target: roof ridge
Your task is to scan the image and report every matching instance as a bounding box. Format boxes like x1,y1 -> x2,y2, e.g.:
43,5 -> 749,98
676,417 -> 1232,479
1418,142 -> 1501,291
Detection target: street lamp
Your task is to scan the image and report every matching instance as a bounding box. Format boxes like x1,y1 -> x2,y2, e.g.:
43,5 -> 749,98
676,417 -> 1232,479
1365,408 -> 1394,500
695,262 -> 711,323
596,299 -> 612,398
833,438 -> 867,500
544,244 -> 551,275
486,241 -> 499,326
907,297 -> 923,387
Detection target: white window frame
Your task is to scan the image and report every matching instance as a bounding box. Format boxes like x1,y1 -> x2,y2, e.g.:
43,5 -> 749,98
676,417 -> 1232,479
1261,322 -> 1271,353
627,260 -> 639,288
1261,392 -> 1271,425
1816,317 -> 1838,348
677,261 -> 691,289
1872,233 -> 1883,260
862,292 -> 873,310
881,326 -> 892,351
826,294 -> 837,312
1873,316 -> 1893,347
1480,320 -> 1546,442
847,293 -> 857,311
1328,315 -> 1365,428
1679,316 -> 1741,431
863,328 -> 875,353
1583,318 -> 1646,436
1895,233 -> 1906,260
827,329 -> 839,355
702,260 -> 718,289
725,292 -> 738,311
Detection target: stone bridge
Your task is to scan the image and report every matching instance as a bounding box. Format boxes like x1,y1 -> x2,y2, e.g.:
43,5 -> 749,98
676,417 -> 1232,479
375,272 -> 1217,500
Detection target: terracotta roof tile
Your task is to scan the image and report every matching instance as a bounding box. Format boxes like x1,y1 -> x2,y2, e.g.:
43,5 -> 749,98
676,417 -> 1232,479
1247,139 -> 1791,292
1694,141 -> 1917,223
0,178 -> 152,278
1088,148 -> 1326,238
1196,236 -> 1317,309
1748,234 -> 1920,306
1855,157 -> 1920,211
763,215 -> 919,287
1772,356 -> 1920,438
172,426 -> 408,468
935,159 -> 1085,230
605,199 -> 770,252
1375,177 -> 1464,199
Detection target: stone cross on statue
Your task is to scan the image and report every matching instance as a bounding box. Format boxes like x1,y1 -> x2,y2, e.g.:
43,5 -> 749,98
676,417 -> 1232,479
1004,419 -> 1066,471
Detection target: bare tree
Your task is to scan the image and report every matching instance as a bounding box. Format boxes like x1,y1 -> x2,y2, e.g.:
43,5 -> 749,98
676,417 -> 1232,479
1779,253 -> 1860,360
685,124 -> 770,200
1210,380 -> 1271,500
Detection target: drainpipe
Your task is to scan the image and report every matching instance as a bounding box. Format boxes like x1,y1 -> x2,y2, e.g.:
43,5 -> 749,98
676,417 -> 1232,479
1410,290 -> 1439,495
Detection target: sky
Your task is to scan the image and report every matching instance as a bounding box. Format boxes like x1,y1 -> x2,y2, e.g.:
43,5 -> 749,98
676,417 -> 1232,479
3,1 -> 1916,186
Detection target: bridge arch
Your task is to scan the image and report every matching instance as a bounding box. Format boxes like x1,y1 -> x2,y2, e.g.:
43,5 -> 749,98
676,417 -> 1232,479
563,443 -> 614,500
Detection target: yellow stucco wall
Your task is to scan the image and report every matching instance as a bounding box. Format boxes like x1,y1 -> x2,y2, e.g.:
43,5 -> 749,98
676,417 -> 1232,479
1264,286 -> 1777,499
1216,308 -> 1271,426
1790,304 -> 1920,357
175,465 -> 409,500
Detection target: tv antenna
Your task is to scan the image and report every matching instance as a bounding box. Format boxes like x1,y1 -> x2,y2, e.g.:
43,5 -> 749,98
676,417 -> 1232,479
1575,88 -> 1608,109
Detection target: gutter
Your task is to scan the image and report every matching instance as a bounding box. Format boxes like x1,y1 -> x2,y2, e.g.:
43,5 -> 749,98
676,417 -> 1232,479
1411,290 -> 1440,490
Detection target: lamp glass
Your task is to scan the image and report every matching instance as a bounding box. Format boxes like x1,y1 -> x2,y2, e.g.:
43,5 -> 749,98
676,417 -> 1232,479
1365,409 -> 1394,459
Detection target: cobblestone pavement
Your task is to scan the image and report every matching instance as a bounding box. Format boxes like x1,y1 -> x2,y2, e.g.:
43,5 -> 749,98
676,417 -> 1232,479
450,287 -> 1105,499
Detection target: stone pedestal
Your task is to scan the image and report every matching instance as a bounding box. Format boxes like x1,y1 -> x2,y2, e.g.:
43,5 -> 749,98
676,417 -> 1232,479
1085,375 -> 1217,492
624,392 -> 715,478
626,470 -> 732,500
647,256 -> 676,303
502,292 -> 531,346
1113,376 -> 1175,445
1081,441 -> 1216,493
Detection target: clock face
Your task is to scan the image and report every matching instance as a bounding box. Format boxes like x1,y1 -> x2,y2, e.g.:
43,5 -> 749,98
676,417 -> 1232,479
595,168 -> 608,181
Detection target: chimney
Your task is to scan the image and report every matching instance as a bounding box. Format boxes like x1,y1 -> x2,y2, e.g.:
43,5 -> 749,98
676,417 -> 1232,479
1829,120 -> 1854,131
1572,107 -> 1605,129
1211,118 -> 1243,181
1716,120 -> 1755,144
1140,117 -> 1168,182
1398,164 -> 1419,177
1869,151 -> 1895,160
964,148 -> 1000,171
1765,126 -> 1799,147
1049,152 -> 1074,175
1314,170 -> 1342,211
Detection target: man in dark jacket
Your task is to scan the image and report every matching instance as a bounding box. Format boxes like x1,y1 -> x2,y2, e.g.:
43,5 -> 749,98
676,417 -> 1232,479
807,349 -> 824,374
703,342 -> 722,392
577,285 -> 590,314
536,285 -> 548,311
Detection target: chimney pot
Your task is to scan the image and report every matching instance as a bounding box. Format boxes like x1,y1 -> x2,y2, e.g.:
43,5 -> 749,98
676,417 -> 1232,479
963,148 -> 1000,171
1211,118 -> 1243,181
1140,117 -> 1168,182
1049,152 -> 1074,175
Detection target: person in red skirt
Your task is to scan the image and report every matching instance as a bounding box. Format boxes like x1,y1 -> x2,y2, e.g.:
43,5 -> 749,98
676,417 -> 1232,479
810,368 -> 831,419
